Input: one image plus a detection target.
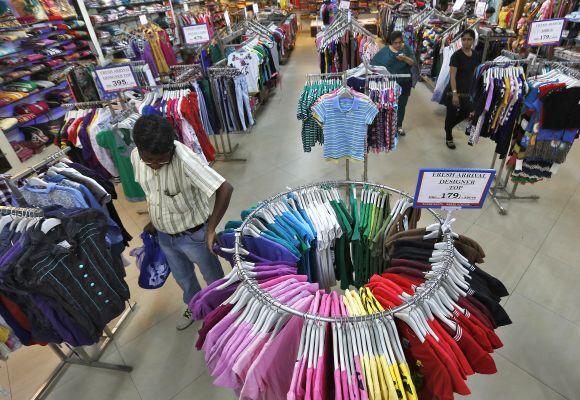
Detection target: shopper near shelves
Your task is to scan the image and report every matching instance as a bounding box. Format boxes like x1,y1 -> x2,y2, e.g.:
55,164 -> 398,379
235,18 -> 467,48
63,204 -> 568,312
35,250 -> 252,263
131,115 -> 234,330
370,30 -> 416,137
443,29 -> 479,150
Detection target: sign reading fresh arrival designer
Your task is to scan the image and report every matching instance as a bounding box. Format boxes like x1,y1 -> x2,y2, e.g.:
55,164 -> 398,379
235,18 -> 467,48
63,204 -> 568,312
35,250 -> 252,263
527,18 -> 565,46
413,169 -> 495,208
95,65 -> 138,93
183,24 -> 210,45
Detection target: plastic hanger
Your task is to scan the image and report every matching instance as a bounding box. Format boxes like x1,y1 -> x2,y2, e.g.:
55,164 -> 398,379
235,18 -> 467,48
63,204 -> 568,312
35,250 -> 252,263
0,215 -> 14,232
40,218 -> 61,234
395,309 -> 425,342
15,217 -> 30,233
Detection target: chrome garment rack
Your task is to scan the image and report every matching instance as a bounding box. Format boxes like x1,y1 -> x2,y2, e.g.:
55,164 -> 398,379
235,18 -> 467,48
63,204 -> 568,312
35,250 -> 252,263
484,55 -> 580,214
170,63 -> 204,82
0,149 -> 136,400
232,180 -> 453,323
480,55 -> 539,214
206,61 -> 247,163
303,71 -> 410,182
62,100 -> 121,116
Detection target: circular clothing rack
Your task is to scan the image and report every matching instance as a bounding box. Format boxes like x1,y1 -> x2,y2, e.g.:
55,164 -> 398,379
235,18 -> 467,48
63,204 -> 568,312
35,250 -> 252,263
232,180 -> 456,324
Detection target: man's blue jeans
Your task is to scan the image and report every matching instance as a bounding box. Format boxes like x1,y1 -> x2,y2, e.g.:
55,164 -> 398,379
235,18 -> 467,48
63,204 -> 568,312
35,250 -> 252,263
157,224 -> 224,304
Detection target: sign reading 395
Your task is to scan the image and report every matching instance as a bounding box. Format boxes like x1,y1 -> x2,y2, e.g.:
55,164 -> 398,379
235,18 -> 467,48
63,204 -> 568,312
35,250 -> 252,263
95,65 -> 139,93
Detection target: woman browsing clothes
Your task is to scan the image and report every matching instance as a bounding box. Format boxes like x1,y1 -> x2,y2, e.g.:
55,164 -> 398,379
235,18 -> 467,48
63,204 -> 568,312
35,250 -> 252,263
371,30 -> 416,136
444,29 -> 479,149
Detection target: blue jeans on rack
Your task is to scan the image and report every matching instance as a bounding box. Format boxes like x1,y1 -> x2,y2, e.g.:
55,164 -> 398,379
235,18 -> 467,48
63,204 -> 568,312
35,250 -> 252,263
234,76 -> 254,131
157,223 -> 224,305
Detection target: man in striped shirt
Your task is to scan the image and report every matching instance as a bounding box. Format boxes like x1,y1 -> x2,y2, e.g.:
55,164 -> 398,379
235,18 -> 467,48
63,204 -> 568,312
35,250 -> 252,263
131,115 -> 234,330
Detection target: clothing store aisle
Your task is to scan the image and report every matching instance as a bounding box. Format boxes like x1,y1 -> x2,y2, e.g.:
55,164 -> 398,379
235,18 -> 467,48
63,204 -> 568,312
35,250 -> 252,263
4,32 -> 580,400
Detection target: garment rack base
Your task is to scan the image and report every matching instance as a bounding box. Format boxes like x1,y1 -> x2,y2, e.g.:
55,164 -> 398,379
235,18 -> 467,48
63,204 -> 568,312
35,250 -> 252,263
30,301 -> 137,400
490,183 -> 540,215
213,132 -> 247,162
489,153 -> 540,215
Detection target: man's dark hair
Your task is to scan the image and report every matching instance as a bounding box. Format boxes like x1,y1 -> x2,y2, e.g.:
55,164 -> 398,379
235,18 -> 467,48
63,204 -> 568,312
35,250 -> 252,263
461,29 -> 476,39
389,30 -> 404,44
485,6 -> 495,14
133,115 -> 175,154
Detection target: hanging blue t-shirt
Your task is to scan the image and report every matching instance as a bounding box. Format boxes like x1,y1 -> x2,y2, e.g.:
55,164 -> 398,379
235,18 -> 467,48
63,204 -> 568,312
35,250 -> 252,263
312,95 -> 378,161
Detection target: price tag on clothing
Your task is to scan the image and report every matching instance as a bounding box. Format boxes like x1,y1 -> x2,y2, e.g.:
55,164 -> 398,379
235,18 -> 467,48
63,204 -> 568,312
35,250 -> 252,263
527,18 -> 565,46
224,10 -> 231,28
139,14 -> 148,25
183,3 -> 189,11
252,2 -> 259,14
95,65 -> 139,93
268,24 -> 277,32
413,168 -> 495,209
475,1 -> 487,18
339,0 -> 350,9
183,23 -> 211,45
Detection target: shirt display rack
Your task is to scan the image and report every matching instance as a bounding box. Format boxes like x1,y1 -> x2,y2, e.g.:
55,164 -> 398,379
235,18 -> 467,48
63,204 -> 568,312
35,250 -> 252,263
1,147 -> 136,400
232,179 -> 452,324
481,51 -> 580,215
302,68 -> 410,182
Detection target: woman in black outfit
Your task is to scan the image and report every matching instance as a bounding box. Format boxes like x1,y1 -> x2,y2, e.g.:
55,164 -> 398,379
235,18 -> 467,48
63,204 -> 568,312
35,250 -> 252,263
444,29 -> 479,149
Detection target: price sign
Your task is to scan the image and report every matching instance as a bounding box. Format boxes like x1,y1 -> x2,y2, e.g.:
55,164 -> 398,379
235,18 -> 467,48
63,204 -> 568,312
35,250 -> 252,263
413,168 -> 495,209
224,10 -> 231,28
475,1 -> 487,18
183,3 -> 189,10
252,2 -> 259,14
183,23 -> 210,45
528,18 -> 565,46
95,65 -> 138,93
339,0 -> 350,9
139,14 -> 148,25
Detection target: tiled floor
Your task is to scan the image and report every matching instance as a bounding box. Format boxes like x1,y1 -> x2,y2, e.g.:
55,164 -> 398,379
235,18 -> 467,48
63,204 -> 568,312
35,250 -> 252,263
4,32 -> 580,400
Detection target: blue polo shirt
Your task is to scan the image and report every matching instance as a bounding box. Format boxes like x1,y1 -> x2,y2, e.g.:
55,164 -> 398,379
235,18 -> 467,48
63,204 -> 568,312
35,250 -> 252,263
312,95 -> 378,161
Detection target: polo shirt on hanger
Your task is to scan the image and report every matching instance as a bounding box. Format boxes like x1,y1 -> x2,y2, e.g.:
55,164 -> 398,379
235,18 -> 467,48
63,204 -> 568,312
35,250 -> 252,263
312,93 -> 378,161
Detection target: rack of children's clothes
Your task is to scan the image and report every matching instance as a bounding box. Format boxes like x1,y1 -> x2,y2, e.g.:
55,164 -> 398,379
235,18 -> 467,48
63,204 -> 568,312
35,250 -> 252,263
0,146 -> 136,400
190,179 -> 511,400
298,65 -> 409,181
316,10 -> 380,73
466,51 -> 580,214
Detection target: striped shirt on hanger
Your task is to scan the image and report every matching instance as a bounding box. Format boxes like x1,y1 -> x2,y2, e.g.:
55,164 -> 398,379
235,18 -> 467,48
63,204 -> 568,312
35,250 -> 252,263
131,141 -> 225,234
312,94 -> 378,161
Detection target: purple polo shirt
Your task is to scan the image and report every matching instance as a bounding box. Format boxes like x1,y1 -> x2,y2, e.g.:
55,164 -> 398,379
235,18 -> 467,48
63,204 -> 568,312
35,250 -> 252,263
218,232 -> 300,264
